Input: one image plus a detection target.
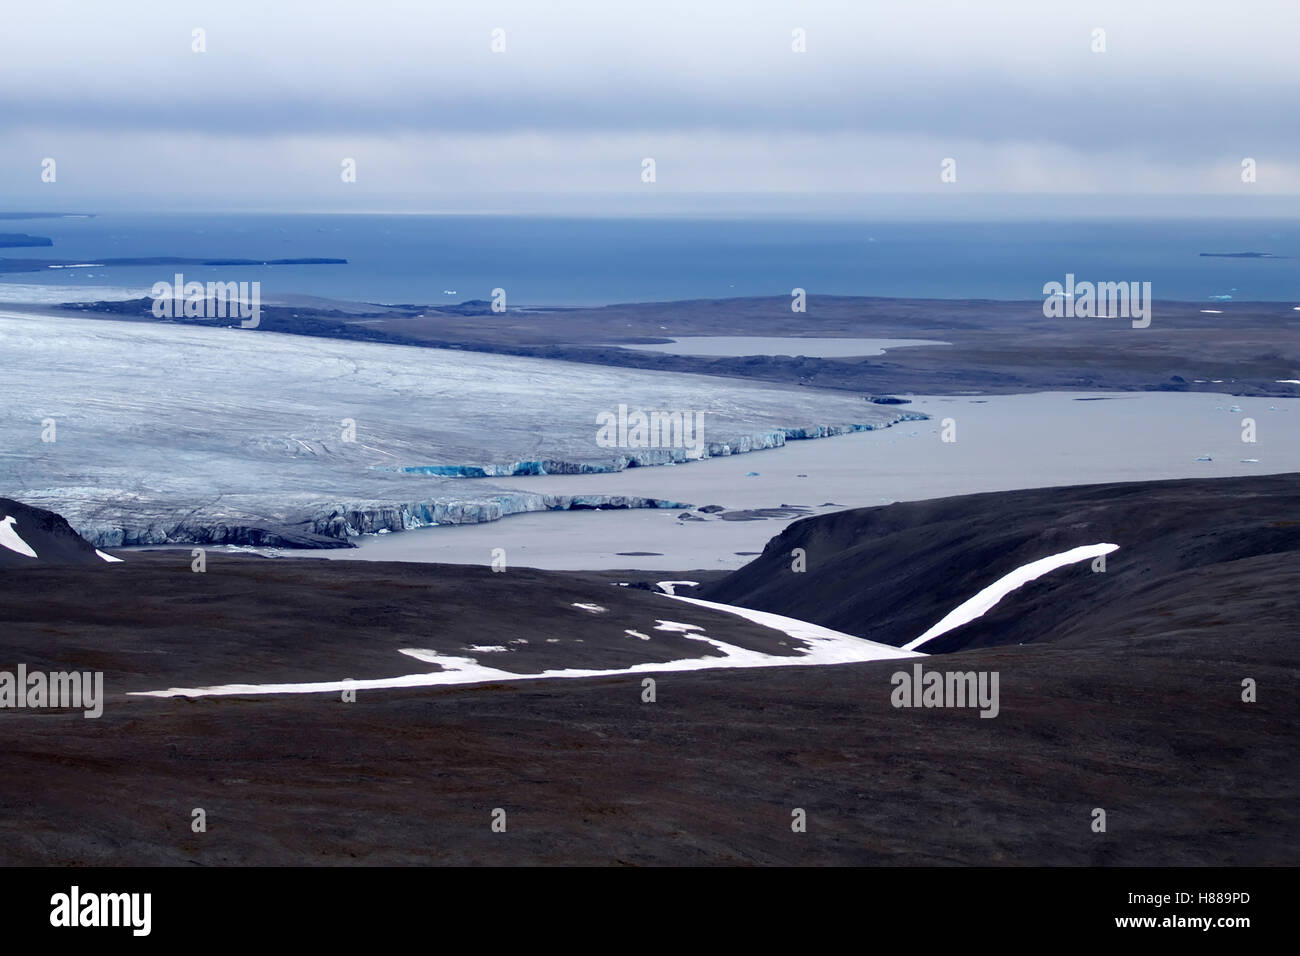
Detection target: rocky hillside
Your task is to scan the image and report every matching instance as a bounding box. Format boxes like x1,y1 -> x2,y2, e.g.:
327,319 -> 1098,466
0,497 -> 120,569
698,474 -> 1300,652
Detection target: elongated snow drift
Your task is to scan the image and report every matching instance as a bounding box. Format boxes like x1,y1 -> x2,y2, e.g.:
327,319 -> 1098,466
904,543 -> 1119,651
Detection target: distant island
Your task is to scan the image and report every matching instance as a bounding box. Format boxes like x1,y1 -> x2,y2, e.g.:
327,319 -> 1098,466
0,256 -> 347,274
0,233 -> 54,248
0,212 -> 96,220
1199,251 -> 1285,258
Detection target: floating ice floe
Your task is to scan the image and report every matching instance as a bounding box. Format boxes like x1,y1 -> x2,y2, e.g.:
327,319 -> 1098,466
95,549 -> 124,563
571,603 -> 607,613
902,543 -> 1119,651
0,516 -> 37,558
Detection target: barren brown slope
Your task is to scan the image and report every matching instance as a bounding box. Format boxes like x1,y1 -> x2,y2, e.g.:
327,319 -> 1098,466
0,473 -> 1295,865
697,473 -> 1300,653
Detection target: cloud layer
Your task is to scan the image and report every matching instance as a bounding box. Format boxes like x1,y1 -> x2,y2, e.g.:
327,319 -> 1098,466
2,0 -> 1296,212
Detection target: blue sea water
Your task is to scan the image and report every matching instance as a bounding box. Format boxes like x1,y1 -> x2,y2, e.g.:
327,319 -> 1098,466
1,212 -> 1297,306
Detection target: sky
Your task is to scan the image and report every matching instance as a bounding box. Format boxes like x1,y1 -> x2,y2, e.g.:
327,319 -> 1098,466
1,0 -> 1297,216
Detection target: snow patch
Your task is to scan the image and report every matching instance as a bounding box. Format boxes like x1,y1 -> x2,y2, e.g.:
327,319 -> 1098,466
653,620 -> 704,633
902,543 -> 1119,651
0,516 -> 37,558
655,580 -> 699,596
128,598 -> 918,699
666,594 -> 918,664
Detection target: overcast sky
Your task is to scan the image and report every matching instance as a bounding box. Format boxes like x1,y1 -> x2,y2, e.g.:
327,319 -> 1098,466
2,0 -> 1297,215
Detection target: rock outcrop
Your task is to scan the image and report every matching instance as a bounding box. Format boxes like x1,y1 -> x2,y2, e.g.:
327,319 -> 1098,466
0,497 -> 120,568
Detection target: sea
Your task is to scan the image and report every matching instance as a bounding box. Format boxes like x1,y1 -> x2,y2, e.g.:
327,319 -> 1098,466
2,212 -> 1298,307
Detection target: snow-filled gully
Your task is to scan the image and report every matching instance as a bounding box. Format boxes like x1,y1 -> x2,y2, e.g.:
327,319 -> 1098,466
128,544 -> 1118,699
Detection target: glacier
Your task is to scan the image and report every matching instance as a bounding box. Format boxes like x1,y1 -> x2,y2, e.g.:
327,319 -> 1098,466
0,310 -> 925,548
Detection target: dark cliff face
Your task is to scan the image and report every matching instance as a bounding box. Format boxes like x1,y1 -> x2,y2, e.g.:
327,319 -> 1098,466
0,497 -> 112,569
698,473 -> 1300,652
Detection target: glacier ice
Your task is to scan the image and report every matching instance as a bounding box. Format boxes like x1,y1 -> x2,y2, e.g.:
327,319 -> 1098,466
0,310 -> 925,547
